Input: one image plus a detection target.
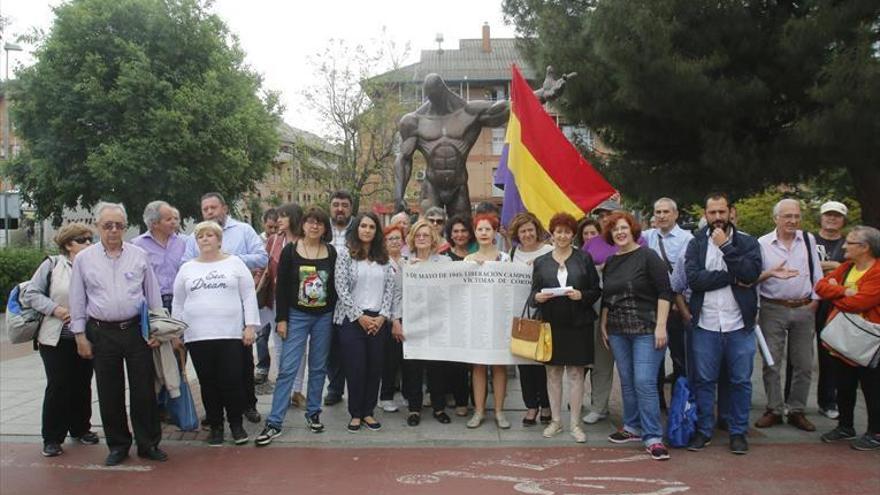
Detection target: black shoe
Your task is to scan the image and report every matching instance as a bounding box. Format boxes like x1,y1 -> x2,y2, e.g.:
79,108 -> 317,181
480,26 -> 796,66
363,418 -> 382,431
433,411 -> 451,424
729,434 -> 749,455
105,449 -> 129,466
244,408 -> 261,424
137,446 -> 168,462
306,413 -> 325,433
41,442 -> 63,457
230,424 -> 249,445
208,427 -> 224,447
347,419 -> 361,433
324,394 -> 342,406
821,426 -> 857,443
72,432 -> 100,445
407,413 -> 421,427
687,432 -> 712,451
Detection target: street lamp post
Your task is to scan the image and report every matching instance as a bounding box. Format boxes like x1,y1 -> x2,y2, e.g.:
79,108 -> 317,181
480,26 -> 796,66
3,42 -> 22,163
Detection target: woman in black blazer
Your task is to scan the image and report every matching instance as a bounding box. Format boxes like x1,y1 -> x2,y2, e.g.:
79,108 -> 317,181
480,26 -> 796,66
531,212 -> 601,443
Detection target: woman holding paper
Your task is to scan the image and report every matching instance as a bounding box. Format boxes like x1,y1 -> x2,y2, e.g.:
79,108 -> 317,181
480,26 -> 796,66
508,212 -> 553,426
815,225 -> 880,451
531,213 -> 601,442
600,211 -> 673,461
465,214 -> 513,429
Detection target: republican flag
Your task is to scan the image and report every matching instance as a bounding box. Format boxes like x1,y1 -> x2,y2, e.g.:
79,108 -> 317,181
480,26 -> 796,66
496,65 -> 615,228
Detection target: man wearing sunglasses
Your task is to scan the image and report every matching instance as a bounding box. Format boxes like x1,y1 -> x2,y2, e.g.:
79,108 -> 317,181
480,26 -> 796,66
68,202 -> 166,467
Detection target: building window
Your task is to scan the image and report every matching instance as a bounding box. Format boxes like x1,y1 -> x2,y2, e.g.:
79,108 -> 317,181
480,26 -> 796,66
491,127 -> 505,155
562,125 -> 594,152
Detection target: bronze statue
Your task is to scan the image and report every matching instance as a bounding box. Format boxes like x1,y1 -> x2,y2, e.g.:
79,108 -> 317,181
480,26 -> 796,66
394,67 -> 574,218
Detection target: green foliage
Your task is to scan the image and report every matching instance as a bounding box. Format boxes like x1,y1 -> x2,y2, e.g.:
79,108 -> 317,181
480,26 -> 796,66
6,0 -> 280,226
503,0 -> 880,226
0,248 -> 49,309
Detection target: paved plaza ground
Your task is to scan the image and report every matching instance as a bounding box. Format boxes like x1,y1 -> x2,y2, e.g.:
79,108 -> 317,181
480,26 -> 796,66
1,321 -> 877,494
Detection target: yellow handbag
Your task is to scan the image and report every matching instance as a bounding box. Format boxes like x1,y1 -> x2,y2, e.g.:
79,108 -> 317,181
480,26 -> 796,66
510,298 -> 552,362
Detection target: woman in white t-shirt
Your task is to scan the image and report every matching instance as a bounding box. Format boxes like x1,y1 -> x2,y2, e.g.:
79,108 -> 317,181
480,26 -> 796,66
333,213 -> 395,433
172,221 -> 259,447
507,212 -> 553,428
464,214 -> 513,430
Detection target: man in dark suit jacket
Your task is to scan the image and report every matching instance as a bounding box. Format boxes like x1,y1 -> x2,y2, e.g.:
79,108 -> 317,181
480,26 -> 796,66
685,192 -> 763,455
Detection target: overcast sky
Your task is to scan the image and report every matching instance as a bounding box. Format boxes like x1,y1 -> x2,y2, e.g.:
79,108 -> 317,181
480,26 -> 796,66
1,0 -> 517,136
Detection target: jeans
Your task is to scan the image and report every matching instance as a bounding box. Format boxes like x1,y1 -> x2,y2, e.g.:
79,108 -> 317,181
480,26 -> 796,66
608,333 -> 665,446
691,327 -> 756,436
266,309 -> 333,427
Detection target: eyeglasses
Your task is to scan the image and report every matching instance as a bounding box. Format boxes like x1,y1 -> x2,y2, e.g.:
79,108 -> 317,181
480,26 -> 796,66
304,218 -> 323,226
71,236 -> 92,244
414,233 -> 432,239
845,241 -> 865,246
100,222 -> 127,231
386,236 -> 403,242
427,218 -> 444,225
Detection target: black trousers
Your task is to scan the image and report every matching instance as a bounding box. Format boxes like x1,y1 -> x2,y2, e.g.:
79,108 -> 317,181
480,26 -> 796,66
188,339 -> 245,428
39,338 -> 93,444
518,364 -> 549,409
443,362 -> 470,407
834,358 -> 880,434
657,311 -> 686,408
380,329 -> 403,401
88,321 -> 160,452
403,360 -> 446,413
242,343 -> 257,410
326,324 -> 346,399
339,316 -> 386,418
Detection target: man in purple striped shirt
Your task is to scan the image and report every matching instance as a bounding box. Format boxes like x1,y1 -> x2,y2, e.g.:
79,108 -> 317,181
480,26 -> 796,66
132,200 -> 186,311
69,202 -> 167,466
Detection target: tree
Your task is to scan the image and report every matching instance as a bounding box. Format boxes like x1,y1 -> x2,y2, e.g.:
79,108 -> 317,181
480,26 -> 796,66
299,34 -> 411,213
4,0 -> 279,226
503,0 -> 880,225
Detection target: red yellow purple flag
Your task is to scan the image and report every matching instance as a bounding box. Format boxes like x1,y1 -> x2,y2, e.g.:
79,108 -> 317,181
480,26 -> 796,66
502,65 -> 615,227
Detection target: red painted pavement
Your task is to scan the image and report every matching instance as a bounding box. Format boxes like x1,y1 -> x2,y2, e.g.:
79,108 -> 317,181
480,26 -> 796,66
1,442 -> 878,495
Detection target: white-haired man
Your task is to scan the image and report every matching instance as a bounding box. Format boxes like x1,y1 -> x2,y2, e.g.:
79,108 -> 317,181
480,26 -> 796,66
132,200 -> 185,312
755,198 -> 822,431
69,202 -> 165,466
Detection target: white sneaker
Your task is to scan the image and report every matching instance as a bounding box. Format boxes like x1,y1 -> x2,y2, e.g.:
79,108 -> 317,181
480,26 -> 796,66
819,407 -> 840,420
379,400 -> 399,413
582,411 -> 608,424
543,421 -> 563,438
570,425 -> 587,443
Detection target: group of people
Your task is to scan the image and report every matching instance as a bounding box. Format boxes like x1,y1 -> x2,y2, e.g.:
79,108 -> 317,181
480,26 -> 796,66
21,188 -> 879,466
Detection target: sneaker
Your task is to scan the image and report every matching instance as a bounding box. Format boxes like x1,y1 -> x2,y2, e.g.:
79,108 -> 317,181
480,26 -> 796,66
41,442 -> 63,457
821,426 -> 857,443
729,434 -> 749,455
291,392 -> 306,409
582,410 -> 608,424
306,413 -> 325,433
647,442 -> 671,460
380,400 -> 399,413
72,432 -> 100,445
543,421 -> 563,438
570,426 -> 587,443
230,424 -> 249,445
608,429 -> 641,444
687,432 -> 712,451
466,412 -> 484,429
818,407 -> 840,420
208,427 -> 224,447
851,433 -> 880,451
254,425 -> 282,447
244,408 -> 262,424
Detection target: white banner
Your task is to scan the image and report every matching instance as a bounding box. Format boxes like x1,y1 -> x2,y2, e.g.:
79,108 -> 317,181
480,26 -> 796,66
402,261 -> 533,365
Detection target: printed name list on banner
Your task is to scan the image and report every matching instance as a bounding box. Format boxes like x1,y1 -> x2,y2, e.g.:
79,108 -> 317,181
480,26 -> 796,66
402,261 -> 533,365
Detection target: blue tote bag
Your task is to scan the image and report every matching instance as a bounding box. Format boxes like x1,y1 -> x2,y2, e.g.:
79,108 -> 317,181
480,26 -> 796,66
167,349 -> 199,431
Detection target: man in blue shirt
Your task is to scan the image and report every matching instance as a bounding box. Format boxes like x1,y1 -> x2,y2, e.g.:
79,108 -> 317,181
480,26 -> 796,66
643,197 -> 694,407
184,192 -> 268,424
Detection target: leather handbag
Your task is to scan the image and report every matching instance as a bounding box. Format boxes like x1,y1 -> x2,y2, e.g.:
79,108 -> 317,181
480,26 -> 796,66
820,310 -> 880,368
510,296 -> 552,362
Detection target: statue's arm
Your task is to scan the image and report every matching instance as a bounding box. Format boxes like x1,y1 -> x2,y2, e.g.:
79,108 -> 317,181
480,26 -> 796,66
473,100 -> 510,128
394,114 -> 418,213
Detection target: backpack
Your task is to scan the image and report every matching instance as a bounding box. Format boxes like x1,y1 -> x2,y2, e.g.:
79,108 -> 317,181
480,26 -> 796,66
666,376 -> 697,448
5,256 -> 59,345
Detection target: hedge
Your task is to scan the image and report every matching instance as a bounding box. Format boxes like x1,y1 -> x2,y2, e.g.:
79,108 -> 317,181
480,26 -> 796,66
0,248 -> 50,309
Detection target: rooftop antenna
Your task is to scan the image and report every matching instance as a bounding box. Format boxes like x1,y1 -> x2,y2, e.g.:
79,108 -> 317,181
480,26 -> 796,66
435,33 -> 444,54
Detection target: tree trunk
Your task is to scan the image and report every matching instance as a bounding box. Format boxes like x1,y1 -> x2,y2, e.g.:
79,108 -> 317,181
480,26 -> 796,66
849,164 -> 880,227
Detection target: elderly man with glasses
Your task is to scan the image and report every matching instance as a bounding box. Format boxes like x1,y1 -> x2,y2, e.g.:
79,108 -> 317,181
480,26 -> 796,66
69,202 -> 165,467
